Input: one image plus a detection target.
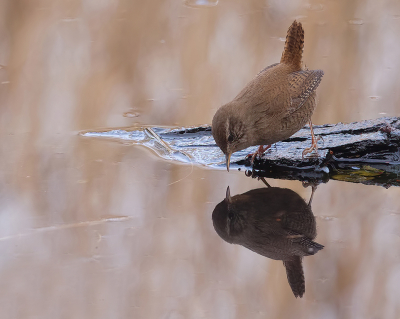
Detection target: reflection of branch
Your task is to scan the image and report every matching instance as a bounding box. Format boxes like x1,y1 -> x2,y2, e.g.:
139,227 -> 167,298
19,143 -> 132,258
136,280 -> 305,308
0,216 -> 133,242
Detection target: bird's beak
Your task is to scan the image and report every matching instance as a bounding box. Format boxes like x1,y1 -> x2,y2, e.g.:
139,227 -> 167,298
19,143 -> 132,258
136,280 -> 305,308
225,152 -> 232,172
225,186 -> 232,203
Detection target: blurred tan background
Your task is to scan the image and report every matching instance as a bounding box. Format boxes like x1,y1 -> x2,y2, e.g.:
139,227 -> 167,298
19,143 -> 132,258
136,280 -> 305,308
1,0 -> 400,318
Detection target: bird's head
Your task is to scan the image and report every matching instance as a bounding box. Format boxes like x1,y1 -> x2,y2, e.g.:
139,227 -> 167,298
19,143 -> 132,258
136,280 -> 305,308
212,186 -> 246,243
212,106 -> 247,171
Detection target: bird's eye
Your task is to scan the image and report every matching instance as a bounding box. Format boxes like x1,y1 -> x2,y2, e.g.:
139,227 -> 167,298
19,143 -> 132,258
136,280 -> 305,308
228,212 -> 234,220
228,134 -> 234,142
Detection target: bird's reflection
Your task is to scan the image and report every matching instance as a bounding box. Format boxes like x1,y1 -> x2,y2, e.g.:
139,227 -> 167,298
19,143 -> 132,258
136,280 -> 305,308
212,183 -> 323,298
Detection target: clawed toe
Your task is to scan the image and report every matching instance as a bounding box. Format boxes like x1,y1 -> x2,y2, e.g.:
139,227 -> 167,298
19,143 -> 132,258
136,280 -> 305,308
302,139 -> 320,158
316,135 -> 324,143
247,145 -> 271,163
302,120 -> 322,159
302,148 -> 319,158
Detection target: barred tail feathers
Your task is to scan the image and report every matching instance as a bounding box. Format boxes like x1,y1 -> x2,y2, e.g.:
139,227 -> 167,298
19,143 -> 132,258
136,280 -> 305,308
280,20 -> 304,70
283,256 -> 305,298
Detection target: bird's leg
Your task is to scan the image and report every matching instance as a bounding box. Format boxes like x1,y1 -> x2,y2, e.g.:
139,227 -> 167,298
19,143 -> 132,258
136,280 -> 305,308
259,177 -> 271,188
301,181 -> 318,207
252,145 -> 270,163
308,184 -> 317,207
302,120 -> 321,159
247,145 -> 271,163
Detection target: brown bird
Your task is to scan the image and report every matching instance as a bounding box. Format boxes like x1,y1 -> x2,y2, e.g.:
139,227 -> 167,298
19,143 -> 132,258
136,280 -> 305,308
212,20 -> 324,171
212,185 -> 323,298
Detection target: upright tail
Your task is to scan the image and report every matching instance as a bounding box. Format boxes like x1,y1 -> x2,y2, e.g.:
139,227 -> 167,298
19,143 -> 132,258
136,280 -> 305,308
280,20 -> 304,70
283,256 -> 305,298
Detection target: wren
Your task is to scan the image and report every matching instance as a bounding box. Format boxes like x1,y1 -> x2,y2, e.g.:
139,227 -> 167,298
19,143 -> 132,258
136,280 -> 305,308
212,185 -> 323,298
212,20 -> 324,171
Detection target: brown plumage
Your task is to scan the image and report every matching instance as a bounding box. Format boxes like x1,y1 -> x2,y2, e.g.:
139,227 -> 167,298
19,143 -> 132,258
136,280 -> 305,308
212,185 -> 323,298
280,20 -> 304,67
212,20 -> 324,171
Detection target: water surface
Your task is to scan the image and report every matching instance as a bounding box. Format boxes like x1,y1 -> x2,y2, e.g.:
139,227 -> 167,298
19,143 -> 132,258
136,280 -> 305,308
2,0 -> 400,318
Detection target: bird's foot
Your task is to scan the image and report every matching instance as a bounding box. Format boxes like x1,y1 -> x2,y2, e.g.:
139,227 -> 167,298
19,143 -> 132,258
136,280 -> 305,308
302,135 -> 322,158
302,181 -> 318,206
247,145 -> 271,163
302,119 -> 324,159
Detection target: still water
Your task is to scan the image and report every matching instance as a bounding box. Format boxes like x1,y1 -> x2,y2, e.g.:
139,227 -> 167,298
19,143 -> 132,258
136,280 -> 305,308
2,0 -> 400,318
